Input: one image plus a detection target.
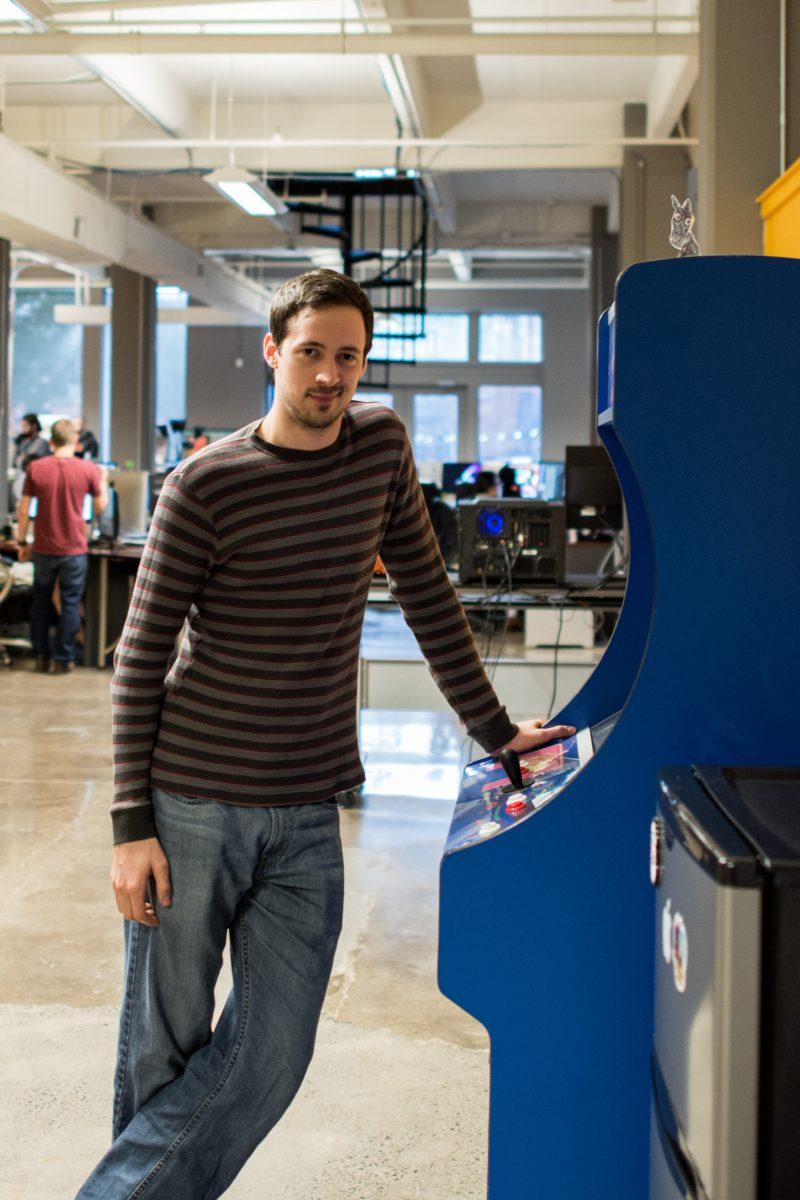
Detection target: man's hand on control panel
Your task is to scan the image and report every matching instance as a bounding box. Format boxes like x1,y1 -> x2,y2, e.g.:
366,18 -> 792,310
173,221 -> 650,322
498,718 -> 577,756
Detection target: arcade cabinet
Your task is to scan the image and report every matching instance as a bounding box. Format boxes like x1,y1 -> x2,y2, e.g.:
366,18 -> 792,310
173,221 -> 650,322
438,257 -> 800,1200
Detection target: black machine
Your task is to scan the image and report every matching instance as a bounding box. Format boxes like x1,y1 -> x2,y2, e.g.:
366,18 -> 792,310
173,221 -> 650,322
565,444 -> 623,531
651,766 -> 800,1200
457,498 -> 565,585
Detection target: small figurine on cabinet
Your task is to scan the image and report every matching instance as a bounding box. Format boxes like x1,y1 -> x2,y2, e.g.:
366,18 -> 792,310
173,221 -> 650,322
669,195 -> 701,257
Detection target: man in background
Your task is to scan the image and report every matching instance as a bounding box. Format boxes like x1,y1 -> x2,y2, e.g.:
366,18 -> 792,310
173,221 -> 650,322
14,412 -> 50,470
187,425 -> 209,454
73,416 -> 100,460
474,468 -> 499,496
16,418 -> 109,673
498,464 -> 522,498
11,413 -> 50,504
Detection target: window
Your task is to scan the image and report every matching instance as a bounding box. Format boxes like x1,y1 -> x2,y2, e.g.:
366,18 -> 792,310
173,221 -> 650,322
412,393 -> 459,461
372,313 -> 470,363
357,391 -> 394,408
477,385 -> 542,461
11,289 -> 83,426
478,313 -> 543,363
156,286 -> 188,427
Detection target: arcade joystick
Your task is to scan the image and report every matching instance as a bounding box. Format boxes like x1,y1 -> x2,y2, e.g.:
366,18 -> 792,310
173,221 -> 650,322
500,748 -> 524,792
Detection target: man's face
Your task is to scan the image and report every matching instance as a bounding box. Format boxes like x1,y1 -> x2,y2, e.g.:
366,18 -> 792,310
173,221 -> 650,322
21,419 -> 32,437
263,304 -> 368,432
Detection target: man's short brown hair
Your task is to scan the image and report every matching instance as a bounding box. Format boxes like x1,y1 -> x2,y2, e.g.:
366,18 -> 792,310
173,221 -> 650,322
268,269 -> 374,355
51,419 -> 77,448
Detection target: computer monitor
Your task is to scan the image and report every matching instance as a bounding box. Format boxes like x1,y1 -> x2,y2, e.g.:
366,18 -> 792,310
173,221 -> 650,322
539,461 -> 565,501
109,470 -> 150,539
565,445 -> 623,530
442,462 -> 481,492
518,461 -> 565,502
96,486 -> 119,540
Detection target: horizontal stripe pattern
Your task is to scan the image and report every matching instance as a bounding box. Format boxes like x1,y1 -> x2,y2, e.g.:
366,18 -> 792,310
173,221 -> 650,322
110,403 -> 516,843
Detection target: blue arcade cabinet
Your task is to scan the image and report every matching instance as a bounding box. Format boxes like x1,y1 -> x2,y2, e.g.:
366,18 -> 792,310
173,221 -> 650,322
438,257 -> 800,1200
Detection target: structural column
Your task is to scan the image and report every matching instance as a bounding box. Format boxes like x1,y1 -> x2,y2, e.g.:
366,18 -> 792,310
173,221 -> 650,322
620,105 -> 691,269
0,238 -> 11,518
110,265 -> 156,469
697,0 -> 783,253
81,285 -> 105,456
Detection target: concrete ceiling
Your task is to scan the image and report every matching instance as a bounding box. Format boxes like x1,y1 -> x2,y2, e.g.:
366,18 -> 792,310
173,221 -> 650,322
0,0 -> 698,304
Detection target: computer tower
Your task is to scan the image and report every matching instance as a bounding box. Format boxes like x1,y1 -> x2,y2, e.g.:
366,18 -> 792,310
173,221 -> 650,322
457,499 -> 565,585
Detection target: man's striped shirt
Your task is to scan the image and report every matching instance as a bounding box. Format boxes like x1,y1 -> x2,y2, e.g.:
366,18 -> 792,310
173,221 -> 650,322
111,403 -> 517,844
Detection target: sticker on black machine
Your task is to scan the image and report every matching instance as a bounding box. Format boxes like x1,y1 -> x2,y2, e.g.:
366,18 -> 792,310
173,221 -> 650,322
671,911 -> 688,993
661,899 -> 688,994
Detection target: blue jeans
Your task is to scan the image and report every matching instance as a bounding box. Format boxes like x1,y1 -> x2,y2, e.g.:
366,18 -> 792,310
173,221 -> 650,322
76,790 -> 344,1200
30,552 -> 88,664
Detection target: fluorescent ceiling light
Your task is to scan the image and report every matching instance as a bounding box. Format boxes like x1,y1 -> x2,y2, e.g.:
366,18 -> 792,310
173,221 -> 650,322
449,251 -> 473,283
309,249 -> 344,271
0,0 -> 50,20
205,167 -> 288,219
353,166 -> 401,180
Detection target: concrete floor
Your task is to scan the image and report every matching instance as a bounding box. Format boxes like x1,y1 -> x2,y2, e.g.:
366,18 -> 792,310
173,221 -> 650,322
0,664 -> 491,1200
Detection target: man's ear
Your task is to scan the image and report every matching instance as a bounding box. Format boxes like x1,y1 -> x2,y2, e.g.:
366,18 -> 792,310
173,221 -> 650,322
263,331 -> 279,370
359,352 -> 369,380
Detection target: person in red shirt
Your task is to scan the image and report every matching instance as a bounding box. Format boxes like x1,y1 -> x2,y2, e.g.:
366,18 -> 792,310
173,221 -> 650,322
16,419 -> 109,673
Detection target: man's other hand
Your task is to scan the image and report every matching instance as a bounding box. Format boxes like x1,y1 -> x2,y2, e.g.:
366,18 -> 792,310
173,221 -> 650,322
17,544 -> 32,563
111,837 -> 172,926
498,718 -> 577,755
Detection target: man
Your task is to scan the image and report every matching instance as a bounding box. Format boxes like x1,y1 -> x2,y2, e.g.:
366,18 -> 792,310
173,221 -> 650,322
73,416 -> 100,460
498,463 -> 522,498
474,468 -> 500,496
188,424 -> 209,454
16,419 -> 108,673
77,270 -> 574,1198
11,412 -> 50,504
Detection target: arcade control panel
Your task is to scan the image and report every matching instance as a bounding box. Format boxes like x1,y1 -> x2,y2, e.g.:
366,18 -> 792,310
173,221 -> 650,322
445,714 -> 618,856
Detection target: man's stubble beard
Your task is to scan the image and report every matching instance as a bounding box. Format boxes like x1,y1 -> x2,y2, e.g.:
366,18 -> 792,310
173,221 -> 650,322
283,391 -> 350,431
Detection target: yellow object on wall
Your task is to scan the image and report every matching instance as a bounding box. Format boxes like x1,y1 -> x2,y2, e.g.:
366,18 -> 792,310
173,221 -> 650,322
758,157 -> 800,257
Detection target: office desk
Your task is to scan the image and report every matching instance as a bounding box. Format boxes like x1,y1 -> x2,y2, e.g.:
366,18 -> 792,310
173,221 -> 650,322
1,539 -> 144,668
84,543 -> 144,668
84,551 -> 625,671
368,576 -> 625,611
